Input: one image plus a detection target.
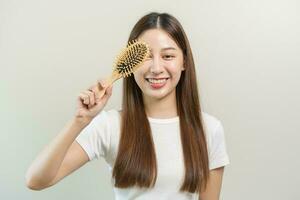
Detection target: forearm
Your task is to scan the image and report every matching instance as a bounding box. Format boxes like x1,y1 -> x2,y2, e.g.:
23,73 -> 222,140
199,193 -> 220,200
198,167 -> 224,200
25,118 -> 90,186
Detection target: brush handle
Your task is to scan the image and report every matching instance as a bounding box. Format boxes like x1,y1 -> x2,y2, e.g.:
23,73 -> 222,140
105,70 -> 123,86
95,70 -> 122,101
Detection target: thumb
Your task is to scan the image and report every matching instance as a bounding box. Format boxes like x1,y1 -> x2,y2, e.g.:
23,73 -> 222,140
97,79 -> 107,90
105,85 -> 113,96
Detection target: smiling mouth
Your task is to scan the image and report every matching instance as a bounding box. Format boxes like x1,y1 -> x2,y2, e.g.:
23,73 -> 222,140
145,78 -> 169,84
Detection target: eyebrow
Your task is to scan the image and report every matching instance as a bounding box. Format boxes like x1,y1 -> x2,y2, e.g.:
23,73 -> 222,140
161,47 -> 177,51
149,47 -> 177,53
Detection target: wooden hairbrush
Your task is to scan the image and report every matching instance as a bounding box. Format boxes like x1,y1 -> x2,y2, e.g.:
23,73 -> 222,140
103,39 -> 150,86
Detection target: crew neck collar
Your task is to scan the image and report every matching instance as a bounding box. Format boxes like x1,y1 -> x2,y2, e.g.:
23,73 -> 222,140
147,116 -> 179,124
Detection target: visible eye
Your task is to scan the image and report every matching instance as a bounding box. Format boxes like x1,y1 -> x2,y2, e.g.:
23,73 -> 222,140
163,54 -> 175,60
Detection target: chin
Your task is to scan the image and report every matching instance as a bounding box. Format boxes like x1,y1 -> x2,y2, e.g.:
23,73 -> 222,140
143,89 -> 174,100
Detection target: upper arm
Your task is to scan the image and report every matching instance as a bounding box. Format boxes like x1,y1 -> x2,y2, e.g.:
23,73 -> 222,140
199,167 -> 225,200
47,141 -> 90,187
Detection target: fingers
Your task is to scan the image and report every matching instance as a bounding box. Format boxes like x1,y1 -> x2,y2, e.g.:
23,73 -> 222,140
97,79 -> 107,90
79,81 -> 113,109
105,85 -> 113,96
92,79 -> 110,101
89,86 -> 112,111
79,92 -> 89,105
86,90 -> 95,106
79,90 -> 95,107
95,84 -> 112,104
88,86 -> 104,103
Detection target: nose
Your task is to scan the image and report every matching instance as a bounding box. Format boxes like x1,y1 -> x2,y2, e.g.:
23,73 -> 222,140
149,56 -> 163,74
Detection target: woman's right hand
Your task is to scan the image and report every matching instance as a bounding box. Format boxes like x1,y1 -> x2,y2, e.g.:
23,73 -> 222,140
75,79 -> 112,123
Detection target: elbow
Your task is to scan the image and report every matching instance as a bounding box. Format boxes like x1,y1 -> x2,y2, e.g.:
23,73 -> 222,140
26,182 -> 44,191
26,180 -> 43,191
25,173 -> 49,191
25,178 -> 45,191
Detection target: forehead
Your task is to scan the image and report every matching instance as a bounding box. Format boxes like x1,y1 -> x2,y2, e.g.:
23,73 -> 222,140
138,29 -> 180,51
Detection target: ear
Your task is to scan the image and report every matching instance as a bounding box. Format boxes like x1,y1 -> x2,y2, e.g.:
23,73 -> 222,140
182,58 -> 186,71
182,62 -> 186,71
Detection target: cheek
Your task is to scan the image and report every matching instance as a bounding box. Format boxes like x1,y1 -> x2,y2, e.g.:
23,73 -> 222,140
133,70 -> 146,87
133,64 -> 148,80
168,63 -> 183,78
172,72 -> 182,84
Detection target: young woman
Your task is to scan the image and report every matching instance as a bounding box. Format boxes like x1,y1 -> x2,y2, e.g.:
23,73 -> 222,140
26,12 -> 230,200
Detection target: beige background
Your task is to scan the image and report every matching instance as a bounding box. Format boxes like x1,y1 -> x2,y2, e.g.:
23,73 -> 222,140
1,0 -> 299,199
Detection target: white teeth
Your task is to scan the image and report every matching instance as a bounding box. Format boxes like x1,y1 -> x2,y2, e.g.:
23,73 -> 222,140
147,78 -> 168,84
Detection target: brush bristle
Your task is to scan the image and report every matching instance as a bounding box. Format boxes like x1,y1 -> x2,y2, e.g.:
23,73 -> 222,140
113,40 -> 150,78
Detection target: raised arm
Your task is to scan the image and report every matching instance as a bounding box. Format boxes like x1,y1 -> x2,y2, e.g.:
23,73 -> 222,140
25,119 -> 90,190
25,80 -> 112,190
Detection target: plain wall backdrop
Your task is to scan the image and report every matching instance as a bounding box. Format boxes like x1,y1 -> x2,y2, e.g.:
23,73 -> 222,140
1,0 -> 299,199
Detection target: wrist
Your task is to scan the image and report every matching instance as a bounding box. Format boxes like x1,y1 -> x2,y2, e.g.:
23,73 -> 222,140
71,116 -> 93,128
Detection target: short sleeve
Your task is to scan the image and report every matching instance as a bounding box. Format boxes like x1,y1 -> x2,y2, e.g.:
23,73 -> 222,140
208,121 -> 230,170
75,110 -> 111,161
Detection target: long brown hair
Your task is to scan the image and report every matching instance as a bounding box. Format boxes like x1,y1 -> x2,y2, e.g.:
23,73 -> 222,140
112,12 -> 209,193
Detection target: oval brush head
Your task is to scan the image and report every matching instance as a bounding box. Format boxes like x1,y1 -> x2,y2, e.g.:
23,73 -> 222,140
105,40 -> 150,86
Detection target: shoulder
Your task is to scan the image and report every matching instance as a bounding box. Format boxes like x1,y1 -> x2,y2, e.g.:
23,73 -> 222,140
201,111 -> 225,144
201,111 -> 222,133
201,112 -> 230,169
106,109 -> 121,120
93,109 -> 121,123
88,109 -> 121,135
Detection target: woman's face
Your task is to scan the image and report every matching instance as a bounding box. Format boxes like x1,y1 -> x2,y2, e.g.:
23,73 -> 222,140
134,29 -> 185,101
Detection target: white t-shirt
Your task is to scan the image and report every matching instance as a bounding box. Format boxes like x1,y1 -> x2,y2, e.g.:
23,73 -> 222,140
75,109 -> 230,200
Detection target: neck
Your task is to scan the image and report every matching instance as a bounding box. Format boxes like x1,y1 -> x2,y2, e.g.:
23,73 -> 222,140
143,91 -> 178,119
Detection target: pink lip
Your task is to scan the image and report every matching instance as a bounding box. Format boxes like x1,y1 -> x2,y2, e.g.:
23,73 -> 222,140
145,77 -> 169,79
146,78 -> 168,89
